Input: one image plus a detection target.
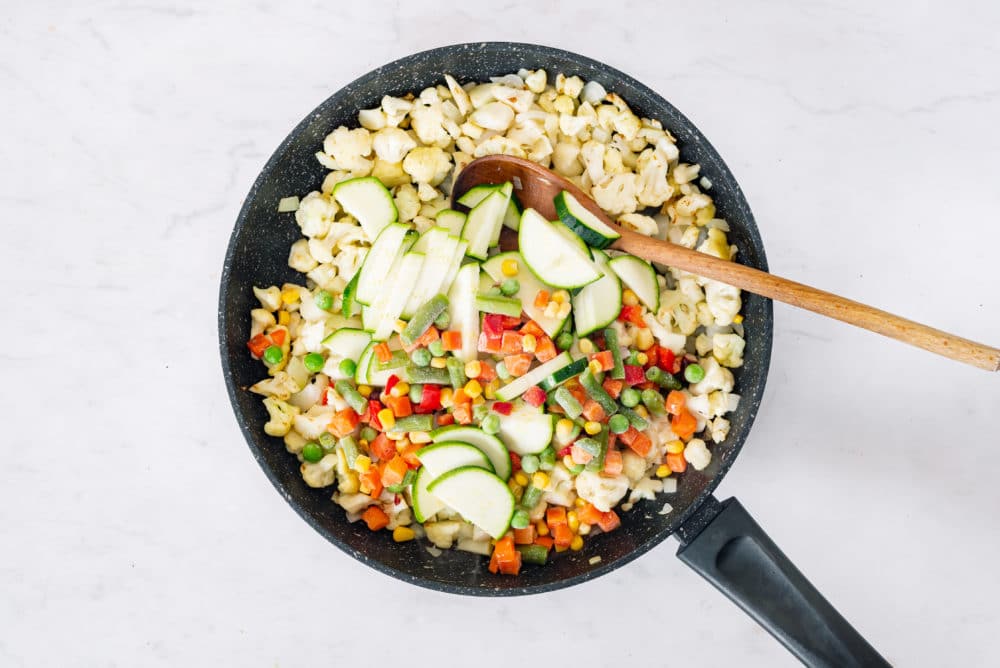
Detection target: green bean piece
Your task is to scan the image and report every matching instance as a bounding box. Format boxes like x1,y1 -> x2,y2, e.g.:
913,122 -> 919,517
603,327 -> 626,380
400,294 -> 450,347
338,436 -> 360,469
579,370 -> 618,415
517,544 -> 549,565
335,380 -> 368,414
553,387 -> 583,419
619,405 -> 649,431
446,356 -> 466,389
391,414 -> 434,432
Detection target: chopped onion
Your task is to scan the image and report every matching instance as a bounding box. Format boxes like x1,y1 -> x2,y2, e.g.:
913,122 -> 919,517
588,556 -> 602,565
658,502 -> 674,515
277,195 -> 300,212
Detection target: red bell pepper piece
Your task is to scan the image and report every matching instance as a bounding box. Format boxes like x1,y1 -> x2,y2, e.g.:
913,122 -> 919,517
657,346 -> 676,373
509,451 -> 521,472
417,384 -> 442,412
492,401 -> 513,415
384,374 -> 401,396
483,313 -> 505,339
623,364 -> 645,386
522,385 -> 547,407
618,304 -> 647,327
246,333 -> 270,358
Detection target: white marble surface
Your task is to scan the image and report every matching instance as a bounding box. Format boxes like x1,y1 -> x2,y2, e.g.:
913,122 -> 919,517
3,1 -> 999,666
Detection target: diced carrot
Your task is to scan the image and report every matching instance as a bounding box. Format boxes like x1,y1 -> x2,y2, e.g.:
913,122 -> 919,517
500,331 -> 523,354
398,441 -> 423,468
626,431 -> 653,457
478,361 -> 497,382
499,551 -> 522,575
373,342 -> 392,363
492,534 -> 517,563
588,350 -> 614,371
671,410 -> 697,440
488,549 -> 500,574
577,502 -> 604,526
520,320 -> 545,337
522,385 -> 547,407
359,467 -> 383,499
513,525 -> 536,545
503,353 -> 533,377
546,506 -> 568,528
452,388 -> 469,405
569,384 -> 588,405
597,510 -> 621,533
478,331 -> 502,354
329,407 -> 360,438
534,336 -> 557,362
570,444 -> 594,465
552,524 -> 573,548
437,413 -> 455,426
269,328 -> 286,346
360,506 -> 390,531
618,304 -> 646,327
666,452 -> 687,473
402,325 -> 439,353
533,290 -> 550,309
246,333 -> 270,357
440,330 -> 463,351
603,449 -> 624,476
644,345 -> 659,368
369,432 -> 395,461
618,425 -> 639,446
380,455 -> 409,487
581,399 -> 606,422
665,390 -> 687,415
534,536 -> 554,550
384,395 -> 413,418
500,315 -> 522,329
602,378 -> 624,399
452,403 -> 473,425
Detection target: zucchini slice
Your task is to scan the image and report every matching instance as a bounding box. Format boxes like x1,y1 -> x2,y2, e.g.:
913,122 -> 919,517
554,190 -> 621,249
608,255 -> 660,312
518,208 -> 601,289
332,177 -> 398,240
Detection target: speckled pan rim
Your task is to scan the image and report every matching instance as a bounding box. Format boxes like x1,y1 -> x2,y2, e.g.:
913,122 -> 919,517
219,41 -> 773,596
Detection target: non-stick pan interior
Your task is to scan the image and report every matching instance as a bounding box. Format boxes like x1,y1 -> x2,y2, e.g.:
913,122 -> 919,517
219,42 -> 773,595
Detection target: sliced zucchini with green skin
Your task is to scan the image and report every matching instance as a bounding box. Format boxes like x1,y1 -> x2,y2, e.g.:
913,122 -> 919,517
426,466 -> 515,539
553,219 -> 593,258
572,249 -> 622,336
417,442 -> 493,476
354,343 -> 374,384
608,255 -> 660,312
411,467 -> 445,523
435,209 -> 467,237
355,223 -> 413,306
341,270 -> 361,318
332,176 -> 398,241
518,208 -> 601,289
502,194 -> 523,231
410,226 -> 448,254
429,425 -> 512,480
539,357 -> 588,391
368,252 -> 425,341
321,328 -> 371,379
438,239 -> 469,300
496,403 -> 555,455
401,232 -> 458,319
475,294 -> 523,317
447,263 -> 480,362
495,351 -> 574,402
456,184 -> 499,208
554,190 -> 621,249
461,184 -> 512,259
481,251 -> 566,337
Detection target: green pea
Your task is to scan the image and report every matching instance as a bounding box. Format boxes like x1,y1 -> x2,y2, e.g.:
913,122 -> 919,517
538,447 -> 556,471
500,278 -> 520,296
302,442 -> 323,463
303,352 -> 325,372
409,383 -> 424,405
411,347 -> 432,367
263,345 -> 283,365
520,454 -> 539,473
473,403 -> 491,423
433,311 -> 450,329
620,387 -> 640,408
428,340 -> 445,357
495,361 -> 510,379
608,414 -> 630,434
684,363 -> 705,383
314,290 -> 334,311
555,331 -> 574,350
480,413 -> 500,435
338,358 -> 357,378
627,350 -> 640,365
641,388 -> 666,416
318,432 -> 336,449
510,508 -> 531,530
360,426 -> 377,442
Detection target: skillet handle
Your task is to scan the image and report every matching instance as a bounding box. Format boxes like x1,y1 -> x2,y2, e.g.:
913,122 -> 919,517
675,496 -> 889,668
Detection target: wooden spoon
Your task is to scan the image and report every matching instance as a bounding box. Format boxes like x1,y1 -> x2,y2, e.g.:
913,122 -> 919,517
452,155 -> 1000,371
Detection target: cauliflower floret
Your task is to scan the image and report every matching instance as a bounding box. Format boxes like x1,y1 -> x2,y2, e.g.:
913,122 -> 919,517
262,397 -> 299,436
253,285 -> 281,311
300,453 -> 338,488
552,141 -> 583,176
697,227 -> 731,260
337,492 -> 378,515
424,520 -> 463,549
296,318 -> 327,354
283,428 -> 308,454
320,127 -> 372,174
293,405 -> 335,440
491,86 -> 535,114
703,279 -> 742,326
689,357 -> 735,396
580,80 -> 607,105
684,438 -> 712,471
658,287 -> 700,336
410,104 -> 449,147
249,371 -> 301,400
713,333 -> 745,368
297,290 -> 328,322
289,374 -> 330,411
416,182 -> 439,202
444,74 -> 471,115
473,135 -> 527,159
603,147 -> 629,175
618,212 -> 659,237
524,68 -> 547,94
707,390 -> 740,418
321,170 -> 352,194
380,95 -> 413,127
626,476 -> 664,506
574,470 -> 629,512
250,308 -> 276,339
695,333 -> 713,356
559,113 -> 590,139
591,173 -> 638,216
579,140 -> 606,183
357,108 -> 386,131
635,148 -> 673,207
673,162 -> 701,184
393,183 -> 421,221
307,235 -> 337,265
468,83 -> 498,109
295,191 -> 339,239
528,136 -> 554,163
371,159 -> 410,188
372,127 -> 417,163
402,146 -> 451,185
329,246 -> 367,284
288,238 -> 318,273
709,417 -> 731,443
541,463 -> 577,507
622,449 -> 648,485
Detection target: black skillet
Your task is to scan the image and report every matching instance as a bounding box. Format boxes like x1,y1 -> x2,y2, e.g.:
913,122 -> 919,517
218,43 -> 889,667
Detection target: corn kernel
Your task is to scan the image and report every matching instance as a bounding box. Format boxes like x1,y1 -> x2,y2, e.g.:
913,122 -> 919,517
359,439 -> 369,448
578,522 -> 591,535
536,520 -> 550,537
409,431 -> 431,444
385,430 -> 405,440
663,440 -> 684,455
567,510 -> 580,533
634,405 -> 650,419
514,472 -> 530,487
543,302 -> 559,318
532,472 -> 550,489
501,258 -> 519,277
390,381 -> 410,398
622,289 -> 639,307
357,384 -> 372,398
551,289 -> 569,304
277,310 -> 291,326
733,314 -> 744,324
562,454 -> 576,469
354,455 -> 371,472
472,394 -> 485,406
556,418 -> 576,441
395,437 -> 411,450
484,379 -> 500,400
578,338 -> 595,354
430,357 -> 447,368
570,535 -> 584,551
393,526 -> 416,542
440,387 -> 454,408
635,328 -> 654,351
574,497 -> 588,508
464,359 -> 482,379
521,333 -> 537,353
393,319 -> 407,334
463,379 -> 482,398
635,352 -> 649,365
584,421 -> 602,436
588,359 -> 604,375
557,302 -> 572,319
377,409 -> 395,430
280,288 -> 299,304
656,464 -> 672,478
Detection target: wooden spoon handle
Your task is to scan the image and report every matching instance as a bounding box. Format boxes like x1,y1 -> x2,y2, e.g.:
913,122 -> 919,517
614,231 -> 1000,371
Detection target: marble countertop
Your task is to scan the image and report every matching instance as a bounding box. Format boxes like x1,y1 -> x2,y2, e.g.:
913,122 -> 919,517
4,1 -> 999,666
